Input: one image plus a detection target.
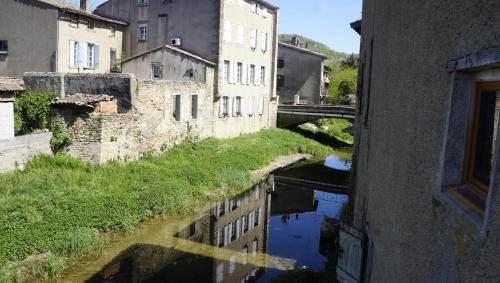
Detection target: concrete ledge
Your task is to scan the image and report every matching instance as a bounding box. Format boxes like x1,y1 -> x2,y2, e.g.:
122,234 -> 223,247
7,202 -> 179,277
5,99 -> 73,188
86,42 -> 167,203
0,132 -> 53,173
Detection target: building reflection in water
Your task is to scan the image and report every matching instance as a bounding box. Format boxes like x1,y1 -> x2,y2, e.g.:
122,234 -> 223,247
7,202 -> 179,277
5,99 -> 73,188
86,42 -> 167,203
86,176 -> 274,283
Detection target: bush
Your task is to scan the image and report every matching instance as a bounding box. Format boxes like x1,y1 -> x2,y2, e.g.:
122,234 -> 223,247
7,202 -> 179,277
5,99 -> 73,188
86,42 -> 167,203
338,80 -> 355,96
14,90 -> 56,135
50,115 -> 72,153
329,68 -> 358,97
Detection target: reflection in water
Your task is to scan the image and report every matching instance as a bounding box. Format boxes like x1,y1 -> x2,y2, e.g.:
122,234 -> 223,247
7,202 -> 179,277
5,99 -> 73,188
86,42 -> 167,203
63,171 -> 348,283
324,148 -> 352,171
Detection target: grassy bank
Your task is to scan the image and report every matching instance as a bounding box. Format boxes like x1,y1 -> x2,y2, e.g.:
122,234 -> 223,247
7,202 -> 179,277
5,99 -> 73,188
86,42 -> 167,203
299,118 -> 354,145
0,129 -> 331,281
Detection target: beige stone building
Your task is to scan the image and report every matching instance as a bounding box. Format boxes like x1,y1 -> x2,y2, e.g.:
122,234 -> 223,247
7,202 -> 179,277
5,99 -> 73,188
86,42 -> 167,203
95,0 -> 279,137
0,0 -> 125,77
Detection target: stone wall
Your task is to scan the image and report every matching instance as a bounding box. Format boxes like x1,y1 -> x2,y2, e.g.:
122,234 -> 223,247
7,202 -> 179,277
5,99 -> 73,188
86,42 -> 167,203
0,132 -> 53,173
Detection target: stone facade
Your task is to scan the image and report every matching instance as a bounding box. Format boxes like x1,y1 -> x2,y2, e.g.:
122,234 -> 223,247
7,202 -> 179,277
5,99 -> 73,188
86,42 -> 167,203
348,1 -> 500,282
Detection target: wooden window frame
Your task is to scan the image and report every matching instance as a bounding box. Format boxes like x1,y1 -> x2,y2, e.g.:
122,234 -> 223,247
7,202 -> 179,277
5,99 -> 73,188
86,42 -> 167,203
463,81 -> 500,196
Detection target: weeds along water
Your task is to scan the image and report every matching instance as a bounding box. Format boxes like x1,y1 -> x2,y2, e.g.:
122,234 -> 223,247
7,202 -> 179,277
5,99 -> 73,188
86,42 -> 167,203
0,128 -> 331,281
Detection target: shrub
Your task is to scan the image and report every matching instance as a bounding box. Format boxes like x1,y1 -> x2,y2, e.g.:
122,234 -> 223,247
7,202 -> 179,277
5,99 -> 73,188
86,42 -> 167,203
42,255 -> 65,279
50,115 -> 72,153
14,90 -> 56,135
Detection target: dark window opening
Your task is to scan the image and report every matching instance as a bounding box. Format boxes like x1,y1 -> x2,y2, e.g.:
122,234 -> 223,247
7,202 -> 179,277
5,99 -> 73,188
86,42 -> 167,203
88,18 -> 95,29
277,57 -> 285,68
69,14 -> 79,27
191,94 -> 198,119
277,75 -> 285,88
0,40 -> 8,54
173,95 -> 181,121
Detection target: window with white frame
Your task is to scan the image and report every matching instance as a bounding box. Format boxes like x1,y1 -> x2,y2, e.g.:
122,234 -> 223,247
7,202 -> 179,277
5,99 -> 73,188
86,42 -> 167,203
250,64 -> 256,84
151,64 -> 161,79
224,60 -> 231,83
87,43 -> 95,68
237,62 -> 243,83
224,20 -> 232,43
70,41 -> 79,68
0,40 -> 7,55
235,96 -> 242,116
250,28 -> 257,49
261,32 -> 268,52
137,0 -> 148,6
248,96 -> 254,116
138,24 -> 148,41
258,95 -> 264,115
260,66 -> 265,85
222,96 -> 229,117
237,24 -> 244,45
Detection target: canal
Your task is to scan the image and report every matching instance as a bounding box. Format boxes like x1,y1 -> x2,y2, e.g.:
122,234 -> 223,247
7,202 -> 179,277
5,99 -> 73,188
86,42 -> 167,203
60,148 -> 351,283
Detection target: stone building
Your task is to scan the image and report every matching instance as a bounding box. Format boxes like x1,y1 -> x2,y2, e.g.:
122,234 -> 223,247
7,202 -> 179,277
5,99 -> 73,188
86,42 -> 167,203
95,0 -> 279,137
277,39 -> 329,105
0,0 -> 125,77
341,1 -> 500,282
121,45 -> 216,82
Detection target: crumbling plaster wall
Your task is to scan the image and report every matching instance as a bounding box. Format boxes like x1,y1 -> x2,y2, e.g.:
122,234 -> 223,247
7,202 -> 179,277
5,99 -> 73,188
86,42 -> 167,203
352,0 -> 500,282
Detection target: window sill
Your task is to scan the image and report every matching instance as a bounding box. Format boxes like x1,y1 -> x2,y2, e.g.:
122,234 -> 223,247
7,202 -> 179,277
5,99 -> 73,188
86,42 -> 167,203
446,184 -> 486,219
0,52 -> 7,55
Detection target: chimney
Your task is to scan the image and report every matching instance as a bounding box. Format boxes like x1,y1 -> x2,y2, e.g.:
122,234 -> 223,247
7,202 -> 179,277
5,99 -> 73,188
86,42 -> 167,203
291,36 -> 300,47
80,0 -> 91,11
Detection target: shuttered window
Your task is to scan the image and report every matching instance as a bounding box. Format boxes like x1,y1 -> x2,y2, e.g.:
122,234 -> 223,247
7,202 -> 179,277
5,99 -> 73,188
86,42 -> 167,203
249,64 -> 256,85
138,24 -> 148,41
237,24 -> 244,45
173,94 -> 181,121
260,66 -> 266,86
223,60 -> 230,83
261,32 -> 268,52
250,28 -> 257,49
69,41 -> 78,68
151,64 -> 161,79
258,95 -> 264,115
236,62 -> 243,83
224,20 -> 232,43
248,96 -> 254,116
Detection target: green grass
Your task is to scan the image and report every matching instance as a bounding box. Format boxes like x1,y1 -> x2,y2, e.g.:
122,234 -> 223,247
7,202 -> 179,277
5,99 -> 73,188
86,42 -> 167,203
299,119 -> 354,145
0,129 -> 331,273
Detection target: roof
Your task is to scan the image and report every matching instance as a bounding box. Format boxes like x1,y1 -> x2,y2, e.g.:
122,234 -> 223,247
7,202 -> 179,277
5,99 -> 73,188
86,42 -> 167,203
257,0 -> 279,11
350,20 -> 362,35
51,94 -> 115,109
278,42 -> 328,59
36,0 -> 127,26
0,77 -> 25,92
121,45 -> 217,66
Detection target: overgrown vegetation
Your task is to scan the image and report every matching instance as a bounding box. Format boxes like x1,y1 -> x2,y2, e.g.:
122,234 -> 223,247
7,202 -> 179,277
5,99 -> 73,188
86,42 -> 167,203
14,90 -> 56,135
50,115 -> 72,153
329,68 -> 358,97
0,129 -> 331,280
299,118 -> 354,145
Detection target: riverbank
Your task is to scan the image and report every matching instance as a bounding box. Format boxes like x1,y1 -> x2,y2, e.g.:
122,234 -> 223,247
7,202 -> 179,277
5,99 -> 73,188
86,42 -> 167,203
0,129 -> 331,282
298,118 -> 354,146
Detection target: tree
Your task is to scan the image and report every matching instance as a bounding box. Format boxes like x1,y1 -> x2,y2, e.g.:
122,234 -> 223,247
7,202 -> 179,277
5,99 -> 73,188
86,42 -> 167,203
340,54 -> 359,69
338,80 -> 355,96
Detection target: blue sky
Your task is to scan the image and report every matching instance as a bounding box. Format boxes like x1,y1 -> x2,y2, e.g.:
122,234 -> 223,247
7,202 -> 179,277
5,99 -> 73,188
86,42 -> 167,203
81,0 -> 362,53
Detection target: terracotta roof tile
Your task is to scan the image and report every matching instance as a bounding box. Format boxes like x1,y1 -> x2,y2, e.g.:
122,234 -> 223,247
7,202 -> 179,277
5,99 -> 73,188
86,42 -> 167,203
52,93 -> 115,108
0,77 -> 25,92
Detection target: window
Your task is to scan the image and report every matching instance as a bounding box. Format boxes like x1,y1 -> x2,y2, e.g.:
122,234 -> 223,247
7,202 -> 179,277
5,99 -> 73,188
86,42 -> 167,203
137,0 -> 148,6
229,255 -> 236,274
69,41 -> 78,68
242,245 -> 248,265
88,18 -> 95,29
237,24 -> 244,45
151,64 -> 161,79
110,48 -> 117,69
224,20 -> 232,43
261,32 -> 268,52
277,57 -> 285,68
0,40 -> 7,54
222,96 -> 229,117
258,95 -> 264,115
87,44 -> 95,68
138,24 -> 148,41
277,75 -> 285,88
223,60 -> 231,83
249,64 -> 256,85
250,28 -> 257,49
110,26 -> 116,37
173,94 -> 181,121
260,66 -> 266,86
69,14 -> 79,27
216,263 -> 224,283
235,96 -> 242,116
251,1 -> 258,13
464,82 -> 500,196
254,208 -> 260,226
236,62 -> 243,83
191,94 -> 198,119
248,96 -> 254,116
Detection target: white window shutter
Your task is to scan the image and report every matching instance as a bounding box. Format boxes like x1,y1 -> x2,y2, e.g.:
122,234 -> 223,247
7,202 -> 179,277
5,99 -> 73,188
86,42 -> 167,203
219,99 -> 224,118
259,95 -> 264,115
263,67 -> 267,86
228,60 -> 234,84
229,97 -> 234,117
240,97 -> 245,116
232,97 -> 238,116
242,62 -> 247,85
78,42 -> 87,68
69,41 -> 76,68
233,61 -> 238,84
94,45 -> 100,69
246,64 -> 250,85
248,96 -> 254,115
256,66 -> 260,86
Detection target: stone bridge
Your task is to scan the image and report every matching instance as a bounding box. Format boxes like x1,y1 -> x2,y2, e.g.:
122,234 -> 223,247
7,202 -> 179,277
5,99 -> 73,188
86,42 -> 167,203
277,104 -> 356,128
